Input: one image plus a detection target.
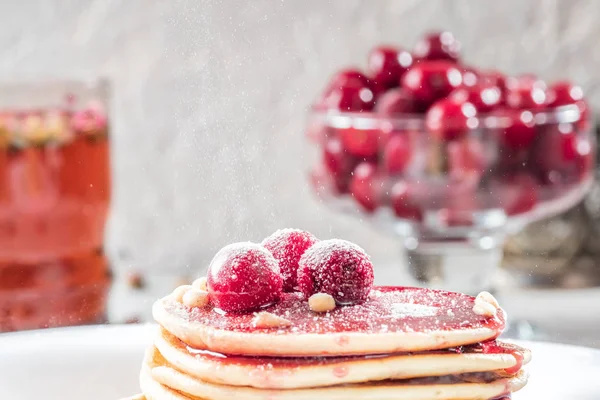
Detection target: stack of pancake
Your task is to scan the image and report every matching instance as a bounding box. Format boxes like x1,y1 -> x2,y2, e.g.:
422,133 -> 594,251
123,285 -> 530,400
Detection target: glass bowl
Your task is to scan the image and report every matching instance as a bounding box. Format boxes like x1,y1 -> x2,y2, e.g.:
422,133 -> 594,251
306,104 -> 595,295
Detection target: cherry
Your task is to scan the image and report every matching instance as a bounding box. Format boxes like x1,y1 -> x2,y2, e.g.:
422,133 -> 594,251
338,127 -> 380,157
425,98 -> 478,141
450,84 -> 502,113
548,81 -> 584,107
324,68 -> 375,92
322,137 -> 356,193
262,229 -> 319,292
375,88 -> 420,115
367,46 -> 413,89
575,100 -> 591,132
505,75 -> 548,109
390,181 -> 423,221
297,239 -> 374,305
489,174 -> 538,215
321,85 -> 376,112
447,137 -> 487,182
401,61 -> 463,106
499,109 -> 537,150
456,65 -> 479,88
413,31 -> 461,62
532,123 -> 592,184
207,242 -> 283,313
383,133 -> 412,174
480,70 -> 507,95
349,162 -> 381,212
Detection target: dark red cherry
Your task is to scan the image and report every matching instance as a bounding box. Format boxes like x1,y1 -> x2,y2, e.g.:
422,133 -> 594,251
505,75 -> 548,110
413,31 -> 461,62
383,133 -> 412,174
548,81 -> 584,107
450,84 -> 502,112
322,137 -> 356,193
532,123 -> 592,184
490,174 -> 538,215
447,137 -> 487,182
375,88 -> 420,115
349,162 -> 381,212
390,181 -> 423,221
325,68 -> 374,91
480,70 -> 507,93
401,61 -> 463,106
575,100 -> 591,132
338,127 -> 380,157
425,98 -> 478,141
322,85 -> 376,112
499,109 -> 537,150
207,242 -> 283,313
368,46 -> 413,89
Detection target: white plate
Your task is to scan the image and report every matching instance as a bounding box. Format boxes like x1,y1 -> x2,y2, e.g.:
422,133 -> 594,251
0,324 -> 599,400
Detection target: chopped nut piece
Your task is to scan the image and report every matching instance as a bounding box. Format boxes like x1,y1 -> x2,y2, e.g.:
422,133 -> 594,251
473,300 -> 497,317
309,292 -> 336,313
182,288 -> 210,308
192,277 -> 208,291
475,291 -> 500,308
171,285 -> 192,302
252,311 -> 292,329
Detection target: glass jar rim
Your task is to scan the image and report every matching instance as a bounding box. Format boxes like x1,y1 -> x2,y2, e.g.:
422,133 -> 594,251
310,104 -> 584,131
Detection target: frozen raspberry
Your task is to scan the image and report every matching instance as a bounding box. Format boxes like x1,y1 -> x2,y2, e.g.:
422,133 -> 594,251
207,242 -> 283,313
297,239 -> 374,305
262,229 -> 319,292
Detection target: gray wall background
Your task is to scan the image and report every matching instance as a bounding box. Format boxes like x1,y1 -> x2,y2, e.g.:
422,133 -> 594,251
1,0 -> 599,280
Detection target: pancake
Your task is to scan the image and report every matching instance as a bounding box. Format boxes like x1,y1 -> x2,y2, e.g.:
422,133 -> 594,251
119,395 -> 145,400
142,346 -> 527,400
154,286 -> 506,357
156,328 -> 530,389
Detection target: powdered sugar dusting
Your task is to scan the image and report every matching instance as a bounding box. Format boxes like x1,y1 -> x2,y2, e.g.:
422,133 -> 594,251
299,239 -> 370,268
391,303 -> 439,318
211,242 -> 281,276
171,286 -> 505,336
262,229 -> 318,292
297,239 -> 374,305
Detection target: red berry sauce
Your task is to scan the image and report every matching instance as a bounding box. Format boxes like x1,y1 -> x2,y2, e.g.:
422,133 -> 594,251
167,286 -> 506,339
